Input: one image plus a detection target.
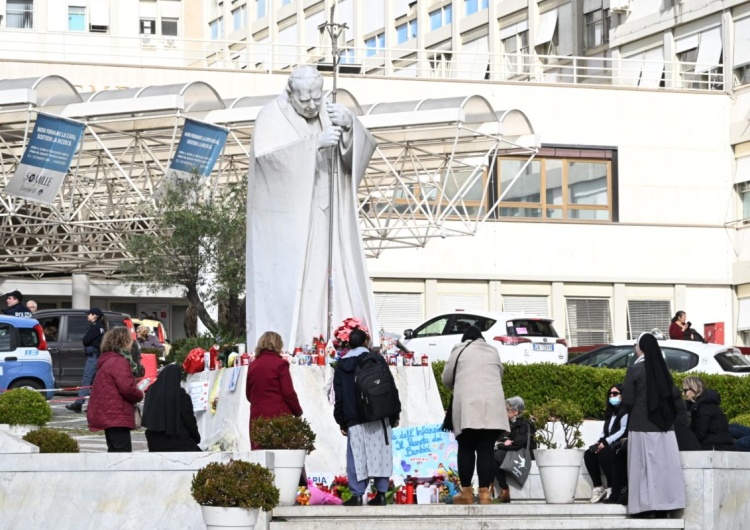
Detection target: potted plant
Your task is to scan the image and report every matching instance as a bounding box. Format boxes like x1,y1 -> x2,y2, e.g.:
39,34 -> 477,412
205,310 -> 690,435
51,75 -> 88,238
251,414 -> 316,506
0,388 -> 52,437
530,398 -> 586,504
191,459 -> 279,530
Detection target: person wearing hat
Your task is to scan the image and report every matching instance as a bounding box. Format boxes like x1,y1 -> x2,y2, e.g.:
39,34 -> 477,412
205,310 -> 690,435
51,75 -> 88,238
3,290 -> 33,318
66,308 -> 109,413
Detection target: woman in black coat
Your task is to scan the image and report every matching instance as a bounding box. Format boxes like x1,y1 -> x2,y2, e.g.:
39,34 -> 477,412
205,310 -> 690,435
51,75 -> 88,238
585,383 -> 628,503
141,364 -> 201,452
682,376 -> 734,450
493,396 -> 535,504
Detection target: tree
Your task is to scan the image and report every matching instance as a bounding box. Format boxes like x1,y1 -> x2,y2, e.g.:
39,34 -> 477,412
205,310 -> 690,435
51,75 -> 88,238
119,174 -> 246,337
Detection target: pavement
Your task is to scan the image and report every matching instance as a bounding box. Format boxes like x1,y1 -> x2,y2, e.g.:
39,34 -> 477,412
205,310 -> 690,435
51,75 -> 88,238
47,396 -> 147,452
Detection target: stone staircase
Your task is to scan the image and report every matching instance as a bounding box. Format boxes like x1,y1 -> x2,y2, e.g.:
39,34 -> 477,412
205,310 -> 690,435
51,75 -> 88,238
270,504 -> 685,530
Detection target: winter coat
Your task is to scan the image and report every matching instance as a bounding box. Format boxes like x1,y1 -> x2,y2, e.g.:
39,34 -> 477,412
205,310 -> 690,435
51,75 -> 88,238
246,351 -> 302,422
145,392 -> 201,452
138,335 -> 165,353
87,351 -> 143,431
688,389 -> 735,449
82,320 -> 106,355
622,361 -> 674,433
441,339 -> 510,437
498,416 -> 537,454
3,303 -> 32,318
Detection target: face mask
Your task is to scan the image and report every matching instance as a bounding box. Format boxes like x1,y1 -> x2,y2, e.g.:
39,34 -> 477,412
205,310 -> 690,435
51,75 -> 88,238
609,397 -> 621,406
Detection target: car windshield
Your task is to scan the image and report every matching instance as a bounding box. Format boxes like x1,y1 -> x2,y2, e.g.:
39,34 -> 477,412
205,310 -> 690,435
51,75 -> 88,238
714,351 -> 750,373
506,319 -> 558,338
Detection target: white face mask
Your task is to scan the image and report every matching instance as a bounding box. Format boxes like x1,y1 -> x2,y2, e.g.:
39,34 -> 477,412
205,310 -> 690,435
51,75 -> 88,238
609,397 -> 621,406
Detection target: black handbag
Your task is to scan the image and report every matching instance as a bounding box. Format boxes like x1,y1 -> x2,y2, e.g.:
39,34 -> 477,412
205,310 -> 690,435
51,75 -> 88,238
441,342 -> 471,432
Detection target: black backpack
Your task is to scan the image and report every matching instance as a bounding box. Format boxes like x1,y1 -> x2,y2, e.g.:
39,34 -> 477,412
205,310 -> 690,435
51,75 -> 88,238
354,351 -> 401,423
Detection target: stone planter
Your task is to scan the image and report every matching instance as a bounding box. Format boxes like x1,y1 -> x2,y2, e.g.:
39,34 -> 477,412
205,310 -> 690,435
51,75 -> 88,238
200,506 -> 259,530
534,448 -> 584,504
270,449 -> 307,506
0,424 -> 40,438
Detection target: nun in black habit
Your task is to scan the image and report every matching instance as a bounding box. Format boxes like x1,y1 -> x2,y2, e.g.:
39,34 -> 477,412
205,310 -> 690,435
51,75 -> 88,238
621,332 -> 685,517
141,364 -> 202,452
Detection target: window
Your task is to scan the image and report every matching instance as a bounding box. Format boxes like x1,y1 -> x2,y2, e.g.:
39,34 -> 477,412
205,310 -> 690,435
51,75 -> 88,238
626,300 -> 671,340
0,324 -> 10,351
209,17 -> 223,40
498,150 -> 613,220
396,19 -> 417,44
503,296 -> 550,317
428,51 -> 452,77
162,18 -> 179,36
7,0 -> 33,29
18,327 -> 39,348
412,316 -> 450,338
374,293 -> 423,334
662,348 -> 699,372
140,19 -> 156,35
282,0 -> 293,4
714,351 -> 750,373
465,0 -> 488,16
565,298 -> 612,347
66,315 -> 90,343
232,5 -> 245,31
738,180 -> 750,219
68,5 -> 85,31
365,33 -> 385,57
735,17 -> 750,86
584,9 -> 609,49
677,29 -> 724,90
257,0 -> 266,19
502,30 -> 529,75
429,4 -> 452,31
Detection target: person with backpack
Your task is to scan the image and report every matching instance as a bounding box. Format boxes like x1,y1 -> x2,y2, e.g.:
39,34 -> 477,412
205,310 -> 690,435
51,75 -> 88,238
333,328 -> 401,507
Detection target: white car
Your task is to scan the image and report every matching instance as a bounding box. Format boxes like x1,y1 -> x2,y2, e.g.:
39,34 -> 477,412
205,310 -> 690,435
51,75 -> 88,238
400,310 -> 568,364
566,339 -> 750,376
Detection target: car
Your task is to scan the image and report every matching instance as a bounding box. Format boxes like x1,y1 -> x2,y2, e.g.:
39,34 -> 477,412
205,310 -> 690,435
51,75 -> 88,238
33,309 -> 142,389
400,310 -> 568,364
566,339 -> 750,376
0,315 -> 55,399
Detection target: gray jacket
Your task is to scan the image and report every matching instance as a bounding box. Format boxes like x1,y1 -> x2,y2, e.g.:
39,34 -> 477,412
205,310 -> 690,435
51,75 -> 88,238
622,359 -> 676,433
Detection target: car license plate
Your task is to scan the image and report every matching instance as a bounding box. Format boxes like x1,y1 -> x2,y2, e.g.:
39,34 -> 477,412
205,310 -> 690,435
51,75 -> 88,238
533,343 -> 554,352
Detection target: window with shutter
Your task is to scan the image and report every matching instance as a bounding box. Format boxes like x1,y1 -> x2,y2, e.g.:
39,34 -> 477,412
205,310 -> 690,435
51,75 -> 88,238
502,295 -> 550,317
438,294 -> 487,314
565,298 -> 612,347
627,300 -> 671,339
373,293 -> 423,335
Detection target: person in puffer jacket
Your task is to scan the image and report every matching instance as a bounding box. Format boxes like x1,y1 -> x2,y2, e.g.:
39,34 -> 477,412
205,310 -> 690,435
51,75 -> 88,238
87,327 -> 144,452
682,376 -> 734,450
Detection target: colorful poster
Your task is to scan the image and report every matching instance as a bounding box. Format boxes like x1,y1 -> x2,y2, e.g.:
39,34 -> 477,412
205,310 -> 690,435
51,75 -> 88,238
3,113 -> 85,205
391,423 -> 458,478
161,118 -> 228,189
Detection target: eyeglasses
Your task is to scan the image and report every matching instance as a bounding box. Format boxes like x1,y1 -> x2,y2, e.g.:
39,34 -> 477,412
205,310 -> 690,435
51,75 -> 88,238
608,391 -> 621,396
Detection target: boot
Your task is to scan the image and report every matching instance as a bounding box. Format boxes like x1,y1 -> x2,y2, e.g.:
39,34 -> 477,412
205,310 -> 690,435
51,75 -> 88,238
343,495 -> 362,506
499,487 -> 511,504
478,487 -> 492,505
65,402 -> 82,413
453,486 -> 475,504
367,492 -> 386,506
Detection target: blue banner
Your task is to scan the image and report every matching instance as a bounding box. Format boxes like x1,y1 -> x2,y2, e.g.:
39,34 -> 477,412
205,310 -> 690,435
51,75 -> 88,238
167,118 -> 228,180
3,113 -> 85,205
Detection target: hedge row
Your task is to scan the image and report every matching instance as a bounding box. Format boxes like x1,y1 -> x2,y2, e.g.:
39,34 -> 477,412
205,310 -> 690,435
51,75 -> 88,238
430,361 -> 750,421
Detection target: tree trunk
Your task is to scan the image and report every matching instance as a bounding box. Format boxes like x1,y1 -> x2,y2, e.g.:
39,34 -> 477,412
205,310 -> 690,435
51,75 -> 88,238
186,285 -> 219,335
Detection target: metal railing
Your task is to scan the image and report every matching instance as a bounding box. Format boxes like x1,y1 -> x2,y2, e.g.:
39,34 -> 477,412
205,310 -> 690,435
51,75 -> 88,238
0,30 -> 728,92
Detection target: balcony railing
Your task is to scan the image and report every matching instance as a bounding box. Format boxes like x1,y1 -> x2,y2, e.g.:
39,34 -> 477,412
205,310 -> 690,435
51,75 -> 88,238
0,30 -> 727,92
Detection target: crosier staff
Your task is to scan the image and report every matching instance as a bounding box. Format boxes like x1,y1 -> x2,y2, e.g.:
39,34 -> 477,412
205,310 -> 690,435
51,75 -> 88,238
321,4 -> 348,343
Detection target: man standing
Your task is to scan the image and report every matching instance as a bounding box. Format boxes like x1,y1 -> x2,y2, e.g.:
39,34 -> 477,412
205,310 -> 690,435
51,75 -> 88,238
246,65 -> 378,350
3,291 -> 33,318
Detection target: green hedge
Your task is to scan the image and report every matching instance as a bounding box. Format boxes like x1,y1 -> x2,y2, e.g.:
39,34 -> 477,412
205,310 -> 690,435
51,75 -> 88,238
431,361 -> 750,420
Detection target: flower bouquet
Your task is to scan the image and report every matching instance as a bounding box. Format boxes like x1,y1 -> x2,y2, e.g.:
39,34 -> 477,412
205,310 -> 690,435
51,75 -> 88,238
332,317 -> 370,355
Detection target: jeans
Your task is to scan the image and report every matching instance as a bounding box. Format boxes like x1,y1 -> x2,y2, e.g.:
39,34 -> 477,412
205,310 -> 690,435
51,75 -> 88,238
74,353 -> 98,405
346,436 -> 389,496
728,424 -> 750,451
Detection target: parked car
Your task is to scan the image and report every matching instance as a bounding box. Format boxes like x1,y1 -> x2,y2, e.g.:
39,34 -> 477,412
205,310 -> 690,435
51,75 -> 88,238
0,315 -> 55,399
566,339 -> 750,376
400,310 -> 568,364
33,309 -> 142,389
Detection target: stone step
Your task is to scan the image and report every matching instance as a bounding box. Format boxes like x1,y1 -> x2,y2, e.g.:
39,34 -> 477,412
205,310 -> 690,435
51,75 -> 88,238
270,505 -> 684,530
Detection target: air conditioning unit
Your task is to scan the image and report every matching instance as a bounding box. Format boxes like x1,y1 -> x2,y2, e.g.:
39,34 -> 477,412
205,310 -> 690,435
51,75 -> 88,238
610,0 -> 631,13
141,37 -> 154,46
166,38 -> 176,47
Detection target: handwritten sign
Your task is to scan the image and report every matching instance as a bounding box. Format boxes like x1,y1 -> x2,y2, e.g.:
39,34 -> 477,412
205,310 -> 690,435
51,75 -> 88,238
391,423 -> 458,478
189,381 -> 209,412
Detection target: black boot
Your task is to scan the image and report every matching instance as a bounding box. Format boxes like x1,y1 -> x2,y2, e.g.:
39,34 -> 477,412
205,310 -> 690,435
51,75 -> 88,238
65,402 -> 82,413
367,492 -> 386,506
616,486 -> 628,506
343,495 -> 362,506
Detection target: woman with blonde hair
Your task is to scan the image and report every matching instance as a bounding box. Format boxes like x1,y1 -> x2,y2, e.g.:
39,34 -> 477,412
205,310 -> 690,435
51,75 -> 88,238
86,327 -> 144,452
682,376 -> 734,450
245,331 -> 303,449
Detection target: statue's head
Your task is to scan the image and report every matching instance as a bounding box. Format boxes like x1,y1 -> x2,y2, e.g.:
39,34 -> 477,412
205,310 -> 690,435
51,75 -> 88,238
286,65 -> 324,119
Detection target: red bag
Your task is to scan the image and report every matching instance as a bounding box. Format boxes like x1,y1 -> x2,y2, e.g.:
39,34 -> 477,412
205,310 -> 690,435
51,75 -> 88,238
183,347 -> 207,374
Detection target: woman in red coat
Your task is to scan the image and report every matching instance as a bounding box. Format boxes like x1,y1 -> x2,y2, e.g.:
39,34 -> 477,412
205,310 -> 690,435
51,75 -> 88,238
87,327 -> 144,452
246,331 -> 303,449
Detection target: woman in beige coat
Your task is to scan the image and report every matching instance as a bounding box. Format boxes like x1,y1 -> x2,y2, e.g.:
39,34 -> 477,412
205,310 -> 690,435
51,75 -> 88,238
442,325 -> 509,504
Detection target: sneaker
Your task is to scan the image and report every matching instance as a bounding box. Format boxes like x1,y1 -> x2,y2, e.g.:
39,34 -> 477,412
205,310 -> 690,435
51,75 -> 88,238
589,486 -> 607,503
65,402 -> 82,413
603,488 -> 612,501
343,495 -> 362,506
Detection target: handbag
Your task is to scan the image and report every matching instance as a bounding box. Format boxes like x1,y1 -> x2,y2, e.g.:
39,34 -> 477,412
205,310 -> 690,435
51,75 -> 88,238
134,403 -> 142,430
499,426 -> 532,487
440,342 -> 472,432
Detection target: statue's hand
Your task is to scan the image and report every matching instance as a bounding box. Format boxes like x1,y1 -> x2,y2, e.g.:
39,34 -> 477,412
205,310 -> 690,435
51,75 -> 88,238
326,103 -> 353,131
318,126 -> 342,149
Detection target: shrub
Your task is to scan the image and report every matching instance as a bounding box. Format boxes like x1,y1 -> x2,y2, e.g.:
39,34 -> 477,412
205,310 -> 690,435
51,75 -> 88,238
0,388 -> 52,426
530,398 -> 585,449
23,428 -> 79,453
251,414 -> 316,454
191,459 -> 279,511
729,413 -> 750,426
